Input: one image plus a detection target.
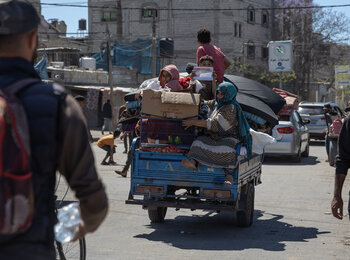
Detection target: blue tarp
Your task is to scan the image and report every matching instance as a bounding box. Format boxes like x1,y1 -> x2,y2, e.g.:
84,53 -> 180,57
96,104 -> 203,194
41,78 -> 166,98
92,39 -> 160,75
34,52 -> 48,80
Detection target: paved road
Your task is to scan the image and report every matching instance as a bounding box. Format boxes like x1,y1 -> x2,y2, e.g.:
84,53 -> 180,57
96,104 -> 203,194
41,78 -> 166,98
56,135 -> 350,260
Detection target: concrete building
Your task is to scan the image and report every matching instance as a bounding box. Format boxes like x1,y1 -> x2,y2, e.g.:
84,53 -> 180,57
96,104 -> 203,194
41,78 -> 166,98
88,0 -> 277,73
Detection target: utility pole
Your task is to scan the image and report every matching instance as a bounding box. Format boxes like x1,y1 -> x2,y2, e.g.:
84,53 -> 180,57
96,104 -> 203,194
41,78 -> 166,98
152,9 -> 157,77
116,0 -> 123,42
279,72 -> 283,90
106,27 -> 115,129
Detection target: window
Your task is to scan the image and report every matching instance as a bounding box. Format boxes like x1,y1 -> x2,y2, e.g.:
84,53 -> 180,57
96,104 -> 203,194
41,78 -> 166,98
298,106 -> 324,115
234,23 -> 237,37
247,41 -> 255,59
102,11 -> 117,22
261,10 -> 269,27
247,6 -> 255,23
142,8 -> 157,18
261,47 -> 268,60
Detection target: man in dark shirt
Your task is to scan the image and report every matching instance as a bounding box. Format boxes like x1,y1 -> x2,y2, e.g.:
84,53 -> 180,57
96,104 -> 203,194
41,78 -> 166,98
102,99 -> 113,135
0,1 -> 108,258
331,114 -> 350,220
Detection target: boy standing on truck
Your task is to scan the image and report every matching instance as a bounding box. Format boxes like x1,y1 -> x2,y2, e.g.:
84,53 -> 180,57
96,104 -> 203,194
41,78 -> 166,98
196,28 -> 231,84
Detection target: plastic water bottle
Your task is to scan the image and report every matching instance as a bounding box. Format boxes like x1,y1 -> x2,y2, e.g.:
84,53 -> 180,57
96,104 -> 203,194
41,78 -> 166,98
54,202 -> 81,243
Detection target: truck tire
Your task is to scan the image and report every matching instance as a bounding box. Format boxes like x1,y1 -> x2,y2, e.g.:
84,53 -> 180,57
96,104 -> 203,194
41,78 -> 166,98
148,207 -> 167,223
237,183 -> 255,227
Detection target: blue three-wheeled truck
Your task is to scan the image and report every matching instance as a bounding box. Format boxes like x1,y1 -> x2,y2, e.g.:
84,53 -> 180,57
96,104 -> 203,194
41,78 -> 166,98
125,118 -> 262,227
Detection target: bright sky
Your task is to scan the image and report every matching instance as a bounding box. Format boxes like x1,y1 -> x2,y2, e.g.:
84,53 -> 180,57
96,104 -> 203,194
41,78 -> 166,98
41,0 -> 350,38
313,0 -> 350,18
41,0 -> 88,36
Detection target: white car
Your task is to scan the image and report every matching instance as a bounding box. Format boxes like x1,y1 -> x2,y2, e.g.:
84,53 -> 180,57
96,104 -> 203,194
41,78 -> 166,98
264,110 -> 310,162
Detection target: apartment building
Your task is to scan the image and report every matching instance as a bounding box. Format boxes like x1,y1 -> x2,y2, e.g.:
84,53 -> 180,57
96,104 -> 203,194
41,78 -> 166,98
88,0 -> 278,72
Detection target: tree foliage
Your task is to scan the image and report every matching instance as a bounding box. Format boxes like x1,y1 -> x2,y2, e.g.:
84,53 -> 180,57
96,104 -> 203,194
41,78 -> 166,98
240,0 -> 350,100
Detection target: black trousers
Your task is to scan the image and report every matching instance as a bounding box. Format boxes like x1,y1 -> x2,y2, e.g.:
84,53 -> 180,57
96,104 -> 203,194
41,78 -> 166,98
122,138 -> 139,172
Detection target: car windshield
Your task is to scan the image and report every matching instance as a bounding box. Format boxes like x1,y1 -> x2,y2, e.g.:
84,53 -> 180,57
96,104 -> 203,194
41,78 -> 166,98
298,106 -> 324,115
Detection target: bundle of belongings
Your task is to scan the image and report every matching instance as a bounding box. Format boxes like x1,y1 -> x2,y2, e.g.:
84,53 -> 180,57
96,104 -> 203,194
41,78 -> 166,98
139,89 -> 201,151
243,111 -> 272,134
273,88 -> 299,118
117,92 -> 142,136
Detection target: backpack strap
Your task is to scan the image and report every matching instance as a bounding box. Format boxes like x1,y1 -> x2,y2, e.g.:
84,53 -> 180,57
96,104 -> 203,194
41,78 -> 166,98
3,78 -> 41,95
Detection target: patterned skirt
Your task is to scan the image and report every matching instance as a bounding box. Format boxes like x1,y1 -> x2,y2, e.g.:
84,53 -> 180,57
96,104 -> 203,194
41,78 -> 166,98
188,136 -> 240,168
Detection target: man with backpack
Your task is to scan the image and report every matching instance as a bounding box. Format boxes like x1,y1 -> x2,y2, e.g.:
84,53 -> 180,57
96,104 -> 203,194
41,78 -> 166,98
0,1 -> 108,259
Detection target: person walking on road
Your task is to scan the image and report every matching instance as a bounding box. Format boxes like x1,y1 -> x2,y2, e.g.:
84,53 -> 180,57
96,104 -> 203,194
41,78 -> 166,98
323,103 -> 336,159
0,1 -> 108,259
331,114 -> 350,220
102,99 -> 113,135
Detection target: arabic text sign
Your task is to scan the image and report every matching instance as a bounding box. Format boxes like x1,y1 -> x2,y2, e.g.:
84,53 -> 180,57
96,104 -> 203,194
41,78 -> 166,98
268,41 -> 293,72
335,65 -> 350,89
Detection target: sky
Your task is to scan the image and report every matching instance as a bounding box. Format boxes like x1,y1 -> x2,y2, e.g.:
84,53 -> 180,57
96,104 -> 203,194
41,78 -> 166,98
41,0 -> 88,36
41,0 -> 350,38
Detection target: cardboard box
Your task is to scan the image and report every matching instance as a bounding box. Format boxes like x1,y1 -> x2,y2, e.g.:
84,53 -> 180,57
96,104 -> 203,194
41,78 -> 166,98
142,89 -> 200,119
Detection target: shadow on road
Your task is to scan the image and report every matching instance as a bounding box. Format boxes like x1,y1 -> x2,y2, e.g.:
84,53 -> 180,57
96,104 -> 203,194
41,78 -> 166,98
263,156 -> 320,166
134,210 -> 329,251
310,140 -> 325,146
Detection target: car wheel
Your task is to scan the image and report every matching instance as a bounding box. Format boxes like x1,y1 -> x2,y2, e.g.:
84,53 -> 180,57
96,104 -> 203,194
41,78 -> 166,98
301,139 -> 310,157
293,144 -> 301,162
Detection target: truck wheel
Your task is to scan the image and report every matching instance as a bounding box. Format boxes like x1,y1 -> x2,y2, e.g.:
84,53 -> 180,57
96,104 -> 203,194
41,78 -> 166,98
148,207 -> 167,223
237,183 -> 255,227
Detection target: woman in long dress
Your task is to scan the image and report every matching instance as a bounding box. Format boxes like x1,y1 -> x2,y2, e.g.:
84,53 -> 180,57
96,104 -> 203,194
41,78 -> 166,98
182,82 -> 252,185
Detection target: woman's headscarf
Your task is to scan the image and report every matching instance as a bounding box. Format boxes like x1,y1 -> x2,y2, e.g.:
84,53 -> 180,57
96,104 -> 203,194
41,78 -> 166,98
158,64 -> 183,91
215,82 -> 252,157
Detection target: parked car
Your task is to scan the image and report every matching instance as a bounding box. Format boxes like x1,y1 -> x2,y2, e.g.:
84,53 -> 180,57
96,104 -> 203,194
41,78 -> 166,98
297,102 -> 344,140
264,110 -> 310,162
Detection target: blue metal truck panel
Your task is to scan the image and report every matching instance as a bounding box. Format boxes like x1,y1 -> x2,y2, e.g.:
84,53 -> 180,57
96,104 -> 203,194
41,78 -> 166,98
128,147 -> 261,204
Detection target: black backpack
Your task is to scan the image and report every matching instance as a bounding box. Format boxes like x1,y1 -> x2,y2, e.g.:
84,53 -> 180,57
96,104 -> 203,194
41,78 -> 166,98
0,79 -> 38,237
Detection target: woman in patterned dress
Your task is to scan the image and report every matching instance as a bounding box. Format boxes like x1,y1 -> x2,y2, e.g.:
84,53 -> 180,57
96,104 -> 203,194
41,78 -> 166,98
182,82 -> 252,185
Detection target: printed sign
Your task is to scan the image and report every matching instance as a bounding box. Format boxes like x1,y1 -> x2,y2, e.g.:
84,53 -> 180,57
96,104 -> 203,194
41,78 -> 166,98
268,41 -> 293,72
193,67 -> 213,81
335,65 -> 350,89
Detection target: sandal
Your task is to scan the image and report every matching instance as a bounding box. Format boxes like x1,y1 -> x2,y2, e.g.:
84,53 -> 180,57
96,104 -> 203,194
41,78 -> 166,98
181,159 -> 197,171
224,174 -> 233,185
115,170 -> 127,177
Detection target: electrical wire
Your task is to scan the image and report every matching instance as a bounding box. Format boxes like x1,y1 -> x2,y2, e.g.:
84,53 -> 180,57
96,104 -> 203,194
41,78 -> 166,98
40,3 -> 350,11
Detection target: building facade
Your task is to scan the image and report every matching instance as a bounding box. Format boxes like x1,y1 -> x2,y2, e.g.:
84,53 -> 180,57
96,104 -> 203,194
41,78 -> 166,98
88,0 -> 277,73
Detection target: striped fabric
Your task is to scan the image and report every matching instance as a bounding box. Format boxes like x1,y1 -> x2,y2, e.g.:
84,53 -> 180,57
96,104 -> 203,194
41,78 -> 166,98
188,104 -> 240,168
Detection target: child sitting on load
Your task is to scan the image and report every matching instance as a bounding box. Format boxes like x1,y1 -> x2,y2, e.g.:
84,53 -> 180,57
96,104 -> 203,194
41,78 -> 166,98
144,64 -> 183,91
180,56 -> 217,101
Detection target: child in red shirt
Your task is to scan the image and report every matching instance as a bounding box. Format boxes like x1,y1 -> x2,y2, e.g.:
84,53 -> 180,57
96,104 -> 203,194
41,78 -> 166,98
196,28 -> 231,83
